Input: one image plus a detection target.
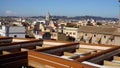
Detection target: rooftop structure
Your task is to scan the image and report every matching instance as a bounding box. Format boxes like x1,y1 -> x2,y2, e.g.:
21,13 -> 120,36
0,36 -> 120,68
0,26 -> 26,38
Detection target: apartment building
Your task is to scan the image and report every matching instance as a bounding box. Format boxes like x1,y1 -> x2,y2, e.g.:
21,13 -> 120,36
63,26 -> 120,46
0,26 -> 26,38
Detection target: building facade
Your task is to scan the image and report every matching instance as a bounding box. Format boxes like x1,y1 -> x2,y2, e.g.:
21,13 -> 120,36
0,26 -> 26,38
63,26 -> 120,46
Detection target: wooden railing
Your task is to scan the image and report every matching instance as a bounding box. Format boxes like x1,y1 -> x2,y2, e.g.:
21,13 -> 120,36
104,60 -> 120,66
75,46 -> 120,63
80,42 -> 117,47
0,52 -> 28,68
35,43 -> 79,54
28,50 -> 97,68
0,39 -> 43,51
0,37 -> 13,43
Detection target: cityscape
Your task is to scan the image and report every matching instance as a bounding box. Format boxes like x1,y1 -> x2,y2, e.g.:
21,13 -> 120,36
1,0 -> 120,68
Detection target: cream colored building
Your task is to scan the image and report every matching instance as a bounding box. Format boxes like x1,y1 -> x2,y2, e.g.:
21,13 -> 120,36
63,26 -> 120,46
63,27 -> 79,41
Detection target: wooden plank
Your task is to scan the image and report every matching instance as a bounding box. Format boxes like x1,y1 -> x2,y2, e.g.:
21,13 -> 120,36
0,52 -> 28,67
114,56 -> 120,61
29,56 -> 69,68
1,59 -> 28,68
104,60 -> 120,66
28,50 -> 97,68
0,51 -> 2,55
2,51 -> 11,55
76,49 -> 87,52
36,46 -> 42,49
76,49 -> 92,52
29,60 -> 49,68
76,48 -> 96,52
21,48 -> 28,52
6,48 -> 21,53
28,51 -> 81,68
64,52 -> 76,56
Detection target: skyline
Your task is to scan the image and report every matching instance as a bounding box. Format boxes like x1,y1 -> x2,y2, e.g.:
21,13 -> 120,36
0,0 -> 119,18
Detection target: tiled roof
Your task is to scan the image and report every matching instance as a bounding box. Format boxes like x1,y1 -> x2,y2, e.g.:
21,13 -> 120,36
79,26 -> 120,35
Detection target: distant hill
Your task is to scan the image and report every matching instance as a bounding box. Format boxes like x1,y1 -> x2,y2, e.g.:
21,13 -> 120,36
52,16 -> 118,21
1,16 -> 118,21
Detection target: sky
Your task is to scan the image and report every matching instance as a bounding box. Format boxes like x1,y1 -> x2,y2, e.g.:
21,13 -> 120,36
0,0 -> 119,18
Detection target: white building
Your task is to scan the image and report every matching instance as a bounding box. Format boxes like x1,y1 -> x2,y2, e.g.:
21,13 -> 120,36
0,26 -> 26,38
63,27 -> 80,41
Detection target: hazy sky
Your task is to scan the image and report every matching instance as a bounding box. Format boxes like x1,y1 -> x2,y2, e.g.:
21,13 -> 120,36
0,0 -> 119,18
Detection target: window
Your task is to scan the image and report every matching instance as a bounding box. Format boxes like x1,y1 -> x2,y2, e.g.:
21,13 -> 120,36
70,32 -> 72,35
54,34 -> 56,36
66,32 -> 68,34
104,36 -> 106,38
14,35 -> 17,37
94,34 -> 96,37
73,32 -> 76,35
111,39 -> 113,42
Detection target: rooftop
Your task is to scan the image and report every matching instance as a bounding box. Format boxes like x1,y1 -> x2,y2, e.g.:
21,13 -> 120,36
79,26 -> 118,35
0,36 -> 120,68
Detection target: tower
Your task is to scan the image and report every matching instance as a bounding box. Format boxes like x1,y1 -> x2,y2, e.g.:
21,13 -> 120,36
45,12 -> 51,21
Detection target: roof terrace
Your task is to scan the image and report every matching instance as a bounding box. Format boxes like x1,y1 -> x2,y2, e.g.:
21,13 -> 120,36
0,36 -> 120,68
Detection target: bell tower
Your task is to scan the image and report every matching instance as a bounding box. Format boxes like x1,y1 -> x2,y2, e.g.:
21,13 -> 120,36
45,12 -> 51,21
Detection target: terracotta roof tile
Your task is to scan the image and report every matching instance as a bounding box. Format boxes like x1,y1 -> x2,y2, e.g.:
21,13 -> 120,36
79,26 -> 117,35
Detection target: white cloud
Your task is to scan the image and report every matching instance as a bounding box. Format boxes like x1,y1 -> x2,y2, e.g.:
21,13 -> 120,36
5,10 -> 16,16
